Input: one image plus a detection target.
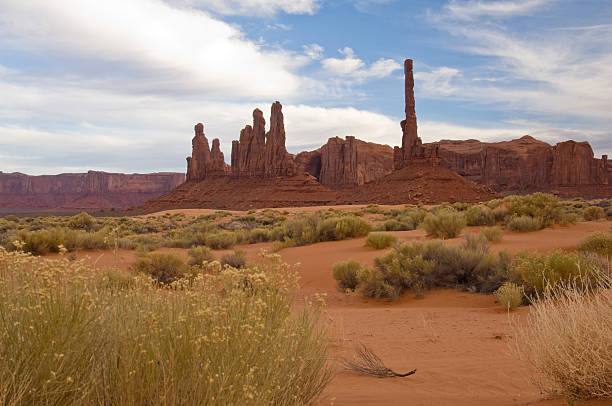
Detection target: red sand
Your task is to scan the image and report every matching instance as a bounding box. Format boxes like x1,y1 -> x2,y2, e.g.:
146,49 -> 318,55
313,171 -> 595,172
51,219 -> 612,405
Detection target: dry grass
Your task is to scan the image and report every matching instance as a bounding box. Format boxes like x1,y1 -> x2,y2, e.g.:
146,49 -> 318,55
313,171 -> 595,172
495,282 -> 523,311
0,248 -> 332,405
513,272 -> 612,400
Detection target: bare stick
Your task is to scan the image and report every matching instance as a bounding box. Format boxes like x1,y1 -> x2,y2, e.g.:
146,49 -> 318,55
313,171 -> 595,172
343,345 -> 416,378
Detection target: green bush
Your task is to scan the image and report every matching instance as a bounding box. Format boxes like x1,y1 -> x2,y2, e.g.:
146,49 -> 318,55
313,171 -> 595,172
334,216 -> 372,240
510,250 -> 604,295
505,193 -> 564,228
332,260 -> 362,291
248,228 -> 270,244
492,206 -> 510,222
221,249 -> 247,269
356,267 -> 397,299
365,233 -> 397,249
507,215 -> 542,232
205,232 -> 237,250
373,238 -> 510,297
133,252 -> 188,284
583,206 -> 605,221
495,282 -> 523,311
577,232 -> 612,259
67,211 -> 96,230
480,226 -> 504,243
465,205 -> 495,226
188,245 -> 215,266
422,209 -> 466,239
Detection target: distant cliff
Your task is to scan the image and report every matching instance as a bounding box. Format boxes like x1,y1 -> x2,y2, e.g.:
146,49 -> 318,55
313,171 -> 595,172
0,171 -> 185,212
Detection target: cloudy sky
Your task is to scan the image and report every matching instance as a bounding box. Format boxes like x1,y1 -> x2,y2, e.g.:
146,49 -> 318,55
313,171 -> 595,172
1,0 -> 611,175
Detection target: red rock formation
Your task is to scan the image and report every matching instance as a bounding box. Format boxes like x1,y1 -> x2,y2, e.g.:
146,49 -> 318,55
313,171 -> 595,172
394,59 -> 426,169
186,123 -> 228,181
433,136 -> 612,194
0,171 -> 185,212
231,102 -> 296,178
295,149 -> 322,179
264,102 -> 296,177
320,136 -> 394,189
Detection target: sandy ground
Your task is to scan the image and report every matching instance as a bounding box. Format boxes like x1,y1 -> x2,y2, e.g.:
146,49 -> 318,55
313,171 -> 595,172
52,219 -> 612,406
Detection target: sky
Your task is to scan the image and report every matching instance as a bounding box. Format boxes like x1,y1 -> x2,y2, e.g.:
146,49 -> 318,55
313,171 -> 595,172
1,0 -> 611,175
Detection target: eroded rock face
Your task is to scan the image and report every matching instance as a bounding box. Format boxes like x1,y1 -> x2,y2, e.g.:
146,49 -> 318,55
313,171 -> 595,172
0,171 -> 185,211
186,123 -> 228,181
295,149 -> 322,179
433,136 -> 611,192
231,102 -> 295,178
320,136 -> 394,189
394,59 -> 426,169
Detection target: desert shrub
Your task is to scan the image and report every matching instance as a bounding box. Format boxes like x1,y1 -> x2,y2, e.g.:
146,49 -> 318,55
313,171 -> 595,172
492,206 -> 510,222
513,273 -> 612,399
281,213 -> 371,246
495,282 -> 523,311
221,249 -> 247,269
380,219 -> 411,231
422,209 -> 466,239
507,215 -> 542,232
0,248 -> 331,406
188,245 -> 215,266
582,206 -> 605,221
99,267 -> 135,290
356,267 -> 397,299
510,250 -> 604,295
334,216 -> 372,240
248,228 -> 270,244
465,205 -> 495,226
133,252 -> 188,284
332,260 -> 362,291
3,214 -> 19,222
505,193 -> 565,228
67,211 -> 96,230
373,238 -> 510,297
365,233 -> 397,249
578,232 -> 612,259
205,232 -> 237,250
480,226 -> 504,243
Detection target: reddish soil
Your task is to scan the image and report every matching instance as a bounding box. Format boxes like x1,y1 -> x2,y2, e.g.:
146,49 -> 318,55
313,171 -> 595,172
135,162 -> 499,212
50,219 -> 612,406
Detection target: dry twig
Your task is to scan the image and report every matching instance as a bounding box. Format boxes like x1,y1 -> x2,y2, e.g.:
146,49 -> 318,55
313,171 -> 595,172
343,345 -> 416,378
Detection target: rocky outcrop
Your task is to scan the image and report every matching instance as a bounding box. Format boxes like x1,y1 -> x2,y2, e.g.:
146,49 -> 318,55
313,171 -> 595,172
0,171 -> 185,211
230,102 -> 295,179
433,136 -> 611,193
320,136 -> 394,189
186,123 -> 228,181
394,59 -> 426,169
295,149 -> 322,179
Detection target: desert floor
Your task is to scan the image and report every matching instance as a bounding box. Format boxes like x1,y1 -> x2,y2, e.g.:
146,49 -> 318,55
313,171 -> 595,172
49,207 -> 612,406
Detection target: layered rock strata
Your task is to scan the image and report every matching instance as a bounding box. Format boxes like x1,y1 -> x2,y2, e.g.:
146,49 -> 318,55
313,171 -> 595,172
0,171 -> 185,211
319,136 -> 394,189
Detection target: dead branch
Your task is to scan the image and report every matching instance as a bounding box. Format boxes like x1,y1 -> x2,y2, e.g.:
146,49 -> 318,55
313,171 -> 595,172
343,344 -> 416,378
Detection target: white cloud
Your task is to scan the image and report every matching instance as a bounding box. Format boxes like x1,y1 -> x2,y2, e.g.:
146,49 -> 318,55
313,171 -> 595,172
0,0 -> 305,99
169,0 -> 321,16
443,0 -> 553,20
303,44 -> 325,60
321,47 -> 401,81
414,67 -> 460,96
423,1 -> 612,124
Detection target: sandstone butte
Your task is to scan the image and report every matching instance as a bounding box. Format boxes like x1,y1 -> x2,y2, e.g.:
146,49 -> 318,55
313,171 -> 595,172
4,57 -> 611,213
136,58 -> 612,211
0,171 -> 185,212
138,58 -> 611,211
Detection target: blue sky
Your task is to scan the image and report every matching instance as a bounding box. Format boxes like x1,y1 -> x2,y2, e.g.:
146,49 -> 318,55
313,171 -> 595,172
1,0 -> 611,174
